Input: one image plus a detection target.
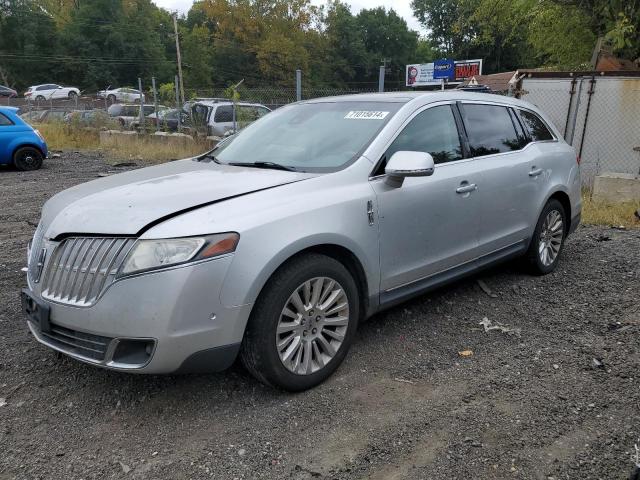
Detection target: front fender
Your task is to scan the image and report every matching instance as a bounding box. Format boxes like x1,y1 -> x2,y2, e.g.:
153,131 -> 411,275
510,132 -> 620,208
220,231 -> 377,310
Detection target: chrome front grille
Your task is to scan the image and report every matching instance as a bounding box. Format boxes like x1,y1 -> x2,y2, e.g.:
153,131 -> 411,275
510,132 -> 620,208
41,237 -> 136,307
28,223 -> 45,284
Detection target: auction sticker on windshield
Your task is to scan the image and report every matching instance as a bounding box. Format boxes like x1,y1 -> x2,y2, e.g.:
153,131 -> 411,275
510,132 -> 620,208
344,111 -> 389,120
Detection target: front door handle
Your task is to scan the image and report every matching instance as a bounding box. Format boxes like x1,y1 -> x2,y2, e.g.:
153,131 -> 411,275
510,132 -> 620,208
456,183 -> 477,194
529,167 -> 543,177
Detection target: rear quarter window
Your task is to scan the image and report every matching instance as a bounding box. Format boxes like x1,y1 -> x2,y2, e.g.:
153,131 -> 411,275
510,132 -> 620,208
519,110 -> 554,141
0,113 -> 14,126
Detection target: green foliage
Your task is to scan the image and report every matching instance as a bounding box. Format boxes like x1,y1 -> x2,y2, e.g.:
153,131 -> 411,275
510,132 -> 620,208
0,0 -> 637,94
158,82 -> 176,103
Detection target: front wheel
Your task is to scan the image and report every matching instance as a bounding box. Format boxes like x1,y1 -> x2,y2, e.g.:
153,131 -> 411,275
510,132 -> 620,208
68,91 -> 78,100
526,199 -> 566,275
240,253 -> 359,391
13,147 -> 43,171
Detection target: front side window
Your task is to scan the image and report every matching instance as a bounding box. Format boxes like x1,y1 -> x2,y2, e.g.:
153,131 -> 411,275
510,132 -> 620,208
383,105 -> 463,167
519,110 -> 554,141
213,101 -> 402,172
461,104 -> 522,156
0,113 -> 13,126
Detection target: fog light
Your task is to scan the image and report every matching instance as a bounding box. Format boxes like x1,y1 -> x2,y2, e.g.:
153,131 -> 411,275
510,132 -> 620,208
112,339 -> 155,366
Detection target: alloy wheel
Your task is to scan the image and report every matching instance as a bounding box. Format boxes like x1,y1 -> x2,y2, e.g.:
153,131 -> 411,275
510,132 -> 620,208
538,209 -> 564,266
276,277 -> 350,375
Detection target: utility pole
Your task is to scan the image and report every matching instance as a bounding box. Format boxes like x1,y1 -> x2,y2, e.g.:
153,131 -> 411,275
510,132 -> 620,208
152,76 -> 159,132
295,69 -> 302,102
378,59 -> 389,93
172,13 -> 185,106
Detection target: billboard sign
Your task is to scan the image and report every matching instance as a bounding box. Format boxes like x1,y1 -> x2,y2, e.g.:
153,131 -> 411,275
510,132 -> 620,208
406,63 -> 440,87
433,59 -> 455,80
406,59 -> 483,86
454,59 -> 483,81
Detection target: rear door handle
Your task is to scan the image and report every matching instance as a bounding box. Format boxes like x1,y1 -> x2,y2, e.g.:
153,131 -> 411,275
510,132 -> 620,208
456,183 -> 477,194
529,168 -> 543,177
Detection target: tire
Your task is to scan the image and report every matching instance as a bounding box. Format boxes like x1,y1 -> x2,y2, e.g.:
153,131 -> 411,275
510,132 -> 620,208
107,94 -> 116,104
35,95 -> 45,102
68,91 -> 78,100
525,199 -> 567,275
13,147 -> 43,171
240,253 -> 360,391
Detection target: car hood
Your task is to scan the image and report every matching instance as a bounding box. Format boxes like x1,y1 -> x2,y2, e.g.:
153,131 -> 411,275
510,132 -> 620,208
41,158 -> 317,238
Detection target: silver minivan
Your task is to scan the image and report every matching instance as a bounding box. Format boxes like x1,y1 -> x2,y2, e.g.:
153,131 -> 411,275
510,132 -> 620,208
22,92 -> 581,390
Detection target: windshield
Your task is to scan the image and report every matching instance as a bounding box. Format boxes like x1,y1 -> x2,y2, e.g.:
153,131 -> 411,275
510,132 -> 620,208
213,101 -> 402,172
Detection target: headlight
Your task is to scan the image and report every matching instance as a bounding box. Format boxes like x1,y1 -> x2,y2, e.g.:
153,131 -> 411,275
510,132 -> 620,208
118,232 -> 239,277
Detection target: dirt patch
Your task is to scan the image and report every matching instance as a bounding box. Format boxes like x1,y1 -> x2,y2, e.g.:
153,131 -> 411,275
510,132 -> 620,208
1,152 -> 639,479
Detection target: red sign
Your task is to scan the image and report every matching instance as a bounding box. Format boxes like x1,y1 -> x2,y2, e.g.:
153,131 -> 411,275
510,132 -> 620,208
454,60 -> 482,81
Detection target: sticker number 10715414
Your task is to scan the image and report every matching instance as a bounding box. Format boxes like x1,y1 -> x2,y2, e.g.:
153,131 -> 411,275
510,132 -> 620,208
344,111 -> 389,120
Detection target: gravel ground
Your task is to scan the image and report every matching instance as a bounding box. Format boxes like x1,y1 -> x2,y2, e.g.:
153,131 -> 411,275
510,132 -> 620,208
1,152 -> 639,480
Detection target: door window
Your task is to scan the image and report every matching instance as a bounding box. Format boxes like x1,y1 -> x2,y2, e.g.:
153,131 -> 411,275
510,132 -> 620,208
461,104 -> 522,156
214,105 -> 234,123
0,113 -> 13,126
382,105 -> 463,169
519,110 -> 554,141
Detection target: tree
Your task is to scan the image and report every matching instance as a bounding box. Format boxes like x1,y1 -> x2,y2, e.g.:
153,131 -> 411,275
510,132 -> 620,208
551,0 -> 639,59
0,0 -> 60,89
356,7 -> 419,85
322,2 -> 369,86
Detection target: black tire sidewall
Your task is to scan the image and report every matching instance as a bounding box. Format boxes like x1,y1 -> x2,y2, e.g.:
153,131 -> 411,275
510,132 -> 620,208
528,199 -> 567,275
108,95 -> 116,104
241,254 -> 360,391
13,147 -> 43,171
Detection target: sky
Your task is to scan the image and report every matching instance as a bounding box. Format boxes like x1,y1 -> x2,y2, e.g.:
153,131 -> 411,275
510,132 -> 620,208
152,0 -> 426,33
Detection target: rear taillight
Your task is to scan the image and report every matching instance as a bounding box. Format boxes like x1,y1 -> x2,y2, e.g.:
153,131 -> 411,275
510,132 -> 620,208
576,155 -> 581,165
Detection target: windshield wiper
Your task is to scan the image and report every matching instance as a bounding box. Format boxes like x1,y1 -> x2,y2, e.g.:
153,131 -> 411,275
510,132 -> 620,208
228,161 -> 297,172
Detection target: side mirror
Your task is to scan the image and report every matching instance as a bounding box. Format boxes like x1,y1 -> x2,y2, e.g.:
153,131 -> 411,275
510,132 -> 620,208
384,151 -> 435,187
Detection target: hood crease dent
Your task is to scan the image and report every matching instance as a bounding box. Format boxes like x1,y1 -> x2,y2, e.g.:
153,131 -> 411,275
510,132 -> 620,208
41,159 -> 317,239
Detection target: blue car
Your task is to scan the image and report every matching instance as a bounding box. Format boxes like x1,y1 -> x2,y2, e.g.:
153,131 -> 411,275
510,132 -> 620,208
0,107 -> 48,171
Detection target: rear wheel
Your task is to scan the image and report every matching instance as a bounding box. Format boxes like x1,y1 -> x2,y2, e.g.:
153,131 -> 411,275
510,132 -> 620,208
107,94 -> 116,104
13,147 -> 43,171
241,253 -> 359,391
526,199 -> 566,275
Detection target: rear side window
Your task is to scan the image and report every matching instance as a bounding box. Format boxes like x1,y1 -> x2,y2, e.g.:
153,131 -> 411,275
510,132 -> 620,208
0,113 -> 13,126
461,104 -> 521,156
519,110 -> 554,141
385,105 -> 463,165
214,105 -> 233,123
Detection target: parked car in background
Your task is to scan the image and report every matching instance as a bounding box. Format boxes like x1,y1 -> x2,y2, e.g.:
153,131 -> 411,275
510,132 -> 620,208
0,106 -> 47,170
64,110 -> 113,128
0,85 -> 18,98
107,103 -> 167,128
37,109 -> 72,123
20,92 -> 581,390
98,87 -> 145,104
24,84 -> 80,102
187,101 -> 270,136
20,110 -> 47,123
131,108 -> 189,132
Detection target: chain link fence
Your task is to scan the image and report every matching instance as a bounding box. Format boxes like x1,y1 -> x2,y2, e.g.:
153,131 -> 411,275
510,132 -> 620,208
520,75 -> 640,187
